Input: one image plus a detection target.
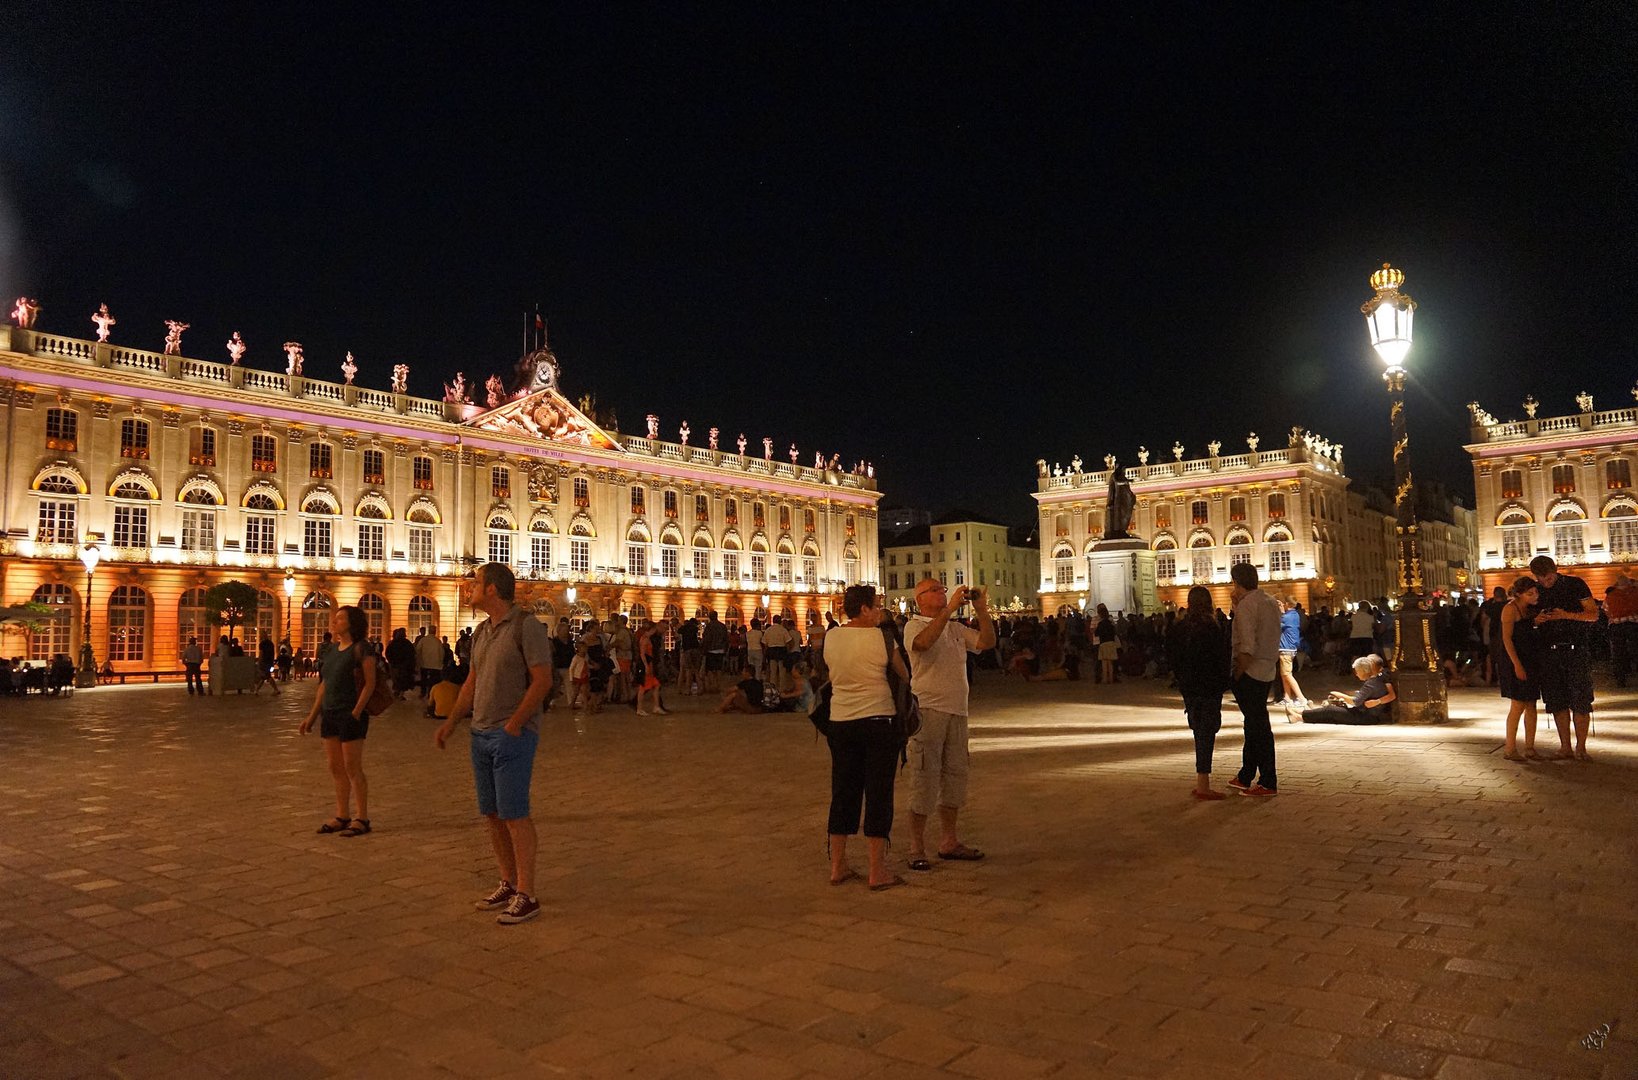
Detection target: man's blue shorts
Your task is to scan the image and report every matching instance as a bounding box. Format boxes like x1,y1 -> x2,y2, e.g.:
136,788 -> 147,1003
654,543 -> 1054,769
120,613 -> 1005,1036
469,727 -> 538,820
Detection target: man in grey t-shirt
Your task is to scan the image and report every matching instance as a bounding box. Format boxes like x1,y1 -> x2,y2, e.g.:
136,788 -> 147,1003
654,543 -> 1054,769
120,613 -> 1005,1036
435,563 -> 554,924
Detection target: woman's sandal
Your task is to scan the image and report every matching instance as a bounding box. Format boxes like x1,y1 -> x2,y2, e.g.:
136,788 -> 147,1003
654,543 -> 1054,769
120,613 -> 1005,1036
907,855 -> 933,872
316,817 -> 350,834
338,818 -> 372,837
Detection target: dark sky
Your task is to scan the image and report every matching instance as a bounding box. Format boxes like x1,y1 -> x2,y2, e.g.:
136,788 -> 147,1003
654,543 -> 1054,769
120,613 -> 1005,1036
3,5 -> 1634,524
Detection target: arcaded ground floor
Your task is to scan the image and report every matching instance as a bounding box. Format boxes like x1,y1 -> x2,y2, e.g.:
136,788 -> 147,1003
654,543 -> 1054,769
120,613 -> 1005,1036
0,671 -> 1633,1079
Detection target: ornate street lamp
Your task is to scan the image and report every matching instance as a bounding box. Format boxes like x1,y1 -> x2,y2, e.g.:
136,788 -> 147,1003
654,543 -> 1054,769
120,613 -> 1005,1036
1361,263 -> 1445,721
283,569 -> 296,642
76,539 -> 101,688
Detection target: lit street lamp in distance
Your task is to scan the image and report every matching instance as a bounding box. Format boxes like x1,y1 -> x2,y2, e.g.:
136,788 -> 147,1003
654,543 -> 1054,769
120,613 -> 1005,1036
1362,263 -> 1446,722
75,538 -> 101,688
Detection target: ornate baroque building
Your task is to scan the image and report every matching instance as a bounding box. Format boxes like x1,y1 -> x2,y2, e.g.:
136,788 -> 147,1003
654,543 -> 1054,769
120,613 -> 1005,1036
0,321 -> 879,669
1032,434 -> 1481,614
1466,391 -> 1638,594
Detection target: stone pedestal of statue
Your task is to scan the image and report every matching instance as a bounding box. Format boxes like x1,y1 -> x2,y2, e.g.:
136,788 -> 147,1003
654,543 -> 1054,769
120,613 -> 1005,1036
228,366 -> 245,389
1088,537 -> 1157,616
344,385 -> 358,407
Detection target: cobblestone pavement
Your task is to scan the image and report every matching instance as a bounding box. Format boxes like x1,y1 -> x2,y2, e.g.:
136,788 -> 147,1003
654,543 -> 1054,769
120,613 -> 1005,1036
1,669 -> 1634,1080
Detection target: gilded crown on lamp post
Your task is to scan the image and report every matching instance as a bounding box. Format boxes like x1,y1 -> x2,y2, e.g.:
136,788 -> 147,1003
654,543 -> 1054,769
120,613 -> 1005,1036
1369,262 -> 1404,292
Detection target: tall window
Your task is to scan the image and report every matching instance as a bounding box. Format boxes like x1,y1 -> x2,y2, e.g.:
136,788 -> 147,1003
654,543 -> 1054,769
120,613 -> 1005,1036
660,544 -> 679,579
1606,460 -> 1631,490
36,499 -> 76,544
1053,546 -> 1074,588
358,522 -> 385,561
1191,500 -> 1209,525
695,494 -> 710,522
181,509 -> 216,552
27,583 -> 74,661
1154,503 -> 1172,529
408,595 -> 437,637
725,498 -> 738,525
723,551 -> 740,580
409,527 -> 435,564
362,448 -> 385,485
776,555 -> 793,586
750,553 -> 767,582
1228,497 -> 1247,522
488,515 -> 514,564
1552,522 -> 1585,563
46,408 -> 78,451
778,506 -> 791,532
630,486 -> 646,514
492,466 -> 511,498
570,537 -> 590,575
301,591 -> 333,655
309,442 -> 333,479
413,455 -> 434,490
693,548 -> 711,580
663,491 -> 679,519
1156,553 -> 1177,580
530,531 -> 552,573
107,585 -> 147,661
1268,545 -> 1292,574
1502,521 -> 1532,566
251,434 -> 278,472
1551,464 -> 1577,494
303,511 -> 333,558
112,483 -> 151,548
358,593 -> 386,644
120,418 -> 150,459
189,426 -> 217,466
627,542 -> 648,576
246,492 -> 278,556
1499,469 -> 1524,499
954,568 -> 965,585
178,588 -> 210,656
753,502 -> 766,528
573,477 -> 589,506
1266,493 -> 1286,520
802,556 -> 817,584
1608,513 -> 1638,559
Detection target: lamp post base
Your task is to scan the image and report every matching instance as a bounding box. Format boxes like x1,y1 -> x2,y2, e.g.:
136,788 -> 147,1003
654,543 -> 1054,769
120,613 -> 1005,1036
75,643 -> 98,689
1390,668 -> 1447,724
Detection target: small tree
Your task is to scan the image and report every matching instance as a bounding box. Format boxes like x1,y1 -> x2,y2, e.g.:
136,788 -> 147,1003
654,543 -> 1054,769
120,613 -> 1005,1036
203,581 -> 260,640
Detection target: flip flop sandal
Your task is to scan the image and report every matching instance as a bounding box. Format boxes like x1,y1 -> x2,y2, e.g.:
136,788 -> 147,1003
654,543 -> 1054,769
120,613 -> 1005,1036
338,819 -> 372,837
829,869 -> 859,886
869,875 -> 907,892
316,817 -> 350,834
938,846 -> 986,861
907,857 -> 933,872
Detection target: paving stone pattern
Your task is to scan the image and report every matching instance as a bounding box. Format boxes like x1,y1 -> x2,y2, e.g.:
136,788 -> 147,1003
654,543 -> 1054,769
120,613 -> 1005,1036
0,672 -> 1633,1079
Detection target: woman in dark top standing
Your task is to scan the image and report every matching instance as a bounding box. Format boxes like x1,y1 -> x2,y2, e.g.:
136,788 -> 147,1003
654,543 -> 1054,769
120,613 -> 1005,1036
299,605 -> 378,836
1498,576 -> 1542,760
1168,586 -> 1232,800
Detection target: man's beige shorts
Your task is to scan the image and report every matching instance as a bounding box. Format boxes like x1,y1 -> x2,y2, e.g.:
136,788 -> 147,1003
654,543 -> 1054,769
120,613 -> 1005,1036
907,707 -> 969,815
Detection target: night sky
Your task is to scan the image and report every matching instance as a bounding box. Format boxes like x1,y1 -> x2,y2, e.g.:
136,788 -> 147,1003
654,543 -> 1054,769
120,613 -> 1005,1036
3,6 -> 1633,525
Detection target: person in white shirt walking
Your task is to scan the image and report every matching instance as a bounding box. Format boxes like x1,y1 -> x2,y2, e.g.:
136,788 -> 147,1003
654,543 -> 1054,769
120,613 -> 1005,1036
904,578 -> 996,870
1228,563 -> 1283,797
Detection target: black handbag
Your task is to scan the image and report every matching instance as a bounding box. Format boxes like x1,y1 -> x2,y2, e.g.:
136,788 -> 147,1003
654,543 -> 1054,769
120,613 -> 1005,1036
808,681 -> 833,737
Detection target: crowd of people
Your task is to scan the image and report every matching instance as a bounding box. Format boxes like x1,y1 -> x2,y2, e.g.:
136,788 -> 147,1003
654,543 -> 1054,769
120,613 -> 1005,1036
1,653 -> 76,695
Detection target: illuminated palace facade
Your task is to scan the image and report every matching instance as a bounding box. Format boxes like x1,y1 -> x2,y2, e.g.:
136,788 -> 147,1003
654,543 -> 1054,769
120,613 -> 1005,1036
1031,433 -> 1479,614
1466,391 -> 1638,594
0,322 -> 879,669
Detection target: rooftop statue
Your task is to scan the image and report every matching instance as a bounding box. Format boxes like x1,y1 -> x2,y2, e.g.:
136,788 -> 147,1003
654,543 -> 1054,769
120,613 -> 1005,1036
282,342 -> 304,376
1105,463 -> 1136,539
391,364 -> 408,395
679,421 -> 691,445
1138,446 -> 1150,465
762,437 -> 773,459
10,297 -> 40,328
342,352 -> 358,385
737,433 -> 747,456
1102,453 -> 1116,471
163,320 -> 190,356
485,375 -> 505,409
1037,458 -> 1048,478
444,372 -> 468,404
1207,439 -> 1221,457
91,303 -> 115,343
226,332 -> 246,364
1577,390 -> 1594,413
646,414 -> 660,440
1173,441 -> 1185,460
789,443 -> 799,464
1247,431 -> 1259,452
708,427 -> 720,451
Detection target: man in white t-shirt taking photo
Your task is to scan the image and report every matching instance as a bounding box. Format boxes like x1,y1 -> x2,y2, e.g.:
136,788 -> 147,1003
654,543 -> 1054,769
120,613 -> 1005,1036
905,576 -> 996,871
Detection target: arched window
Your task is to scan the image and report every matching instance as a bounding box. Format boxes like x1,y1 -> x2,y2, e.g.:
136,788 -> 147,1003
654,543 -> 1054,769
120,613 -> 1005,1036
356,495 -> 391,520
178,587 -> 210,657
1607,459 -> 1632,490
27,583 -> 74,661
531,598 -> 556,623
658,525 -> 682,579
358,593 -> 387,644
111,479 -> 153,549
301,591 -> 335,654
569,516 -> 592,575
628,601 -> 649,622
409,595 -> 438,637
107,585 -> 148,661
1152,533 -> 1177,551
1188,530 -> 1214,584
1607,501 -> 1638,560
253,590 -> 278,649
180,483 -> 222,506
725,604 -> 743,627
243,480 -> 285,510
567,599 -> 595,631
301,495 -> 335,558
1549,499 -> 1587,564
1225,528 -> 1253,567
488,510 -> 516,565
843,540 -> 860,584
407,498 -> 440,524
529,514 -> 556,575
1052,541 -> 1075,589
34,467 -> 85,494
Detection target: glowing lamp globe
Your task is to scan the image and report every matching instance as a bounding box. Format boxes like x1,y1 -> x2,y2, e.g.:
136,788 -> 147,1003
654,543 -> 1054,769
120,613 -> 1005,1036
79,540 -> 101,576
1362,263 -> 1415,371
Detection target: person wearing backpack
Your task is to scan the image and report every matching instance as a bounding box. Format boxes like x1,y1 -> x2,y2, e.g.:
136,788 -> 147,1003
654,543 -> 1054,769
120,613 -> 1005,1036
299,605 -> 379,837
820,584 -> 911,892
903,577 -> 994,871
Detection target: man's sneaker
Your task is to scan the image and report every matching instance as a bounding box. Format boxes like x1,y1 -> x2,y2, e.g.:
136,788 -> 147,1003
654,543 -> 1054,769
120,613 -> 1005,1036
475,880 -> 516,911
1240,784 -> 1278,798
1226,777 -> 1251,793
497,893 -> 541,925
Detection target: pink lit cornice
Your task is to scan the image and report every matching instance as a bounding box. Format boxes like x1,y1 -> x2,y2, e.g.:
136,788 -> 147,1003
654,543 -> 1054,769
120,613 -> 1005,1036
1,361 -> 881,506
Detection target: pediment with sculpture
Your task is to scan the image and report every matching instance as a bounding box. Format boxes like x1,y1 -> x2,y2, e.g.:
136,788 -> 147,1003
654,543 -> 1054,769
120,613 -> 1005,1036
465,387 -> 623,451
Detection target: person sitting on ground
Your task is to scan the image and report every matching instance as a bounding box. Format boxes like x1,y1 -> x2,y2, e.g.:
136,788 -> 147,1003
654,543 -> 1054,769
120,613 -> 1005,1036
1298,654 -> 1397,724
425,674 -> 462,719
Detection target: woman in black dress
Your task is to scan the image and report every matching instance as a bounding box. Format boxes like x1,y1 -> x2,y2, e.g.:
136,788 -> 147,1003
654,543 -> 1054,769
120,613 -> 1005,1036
1498,576 -> 1542,761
